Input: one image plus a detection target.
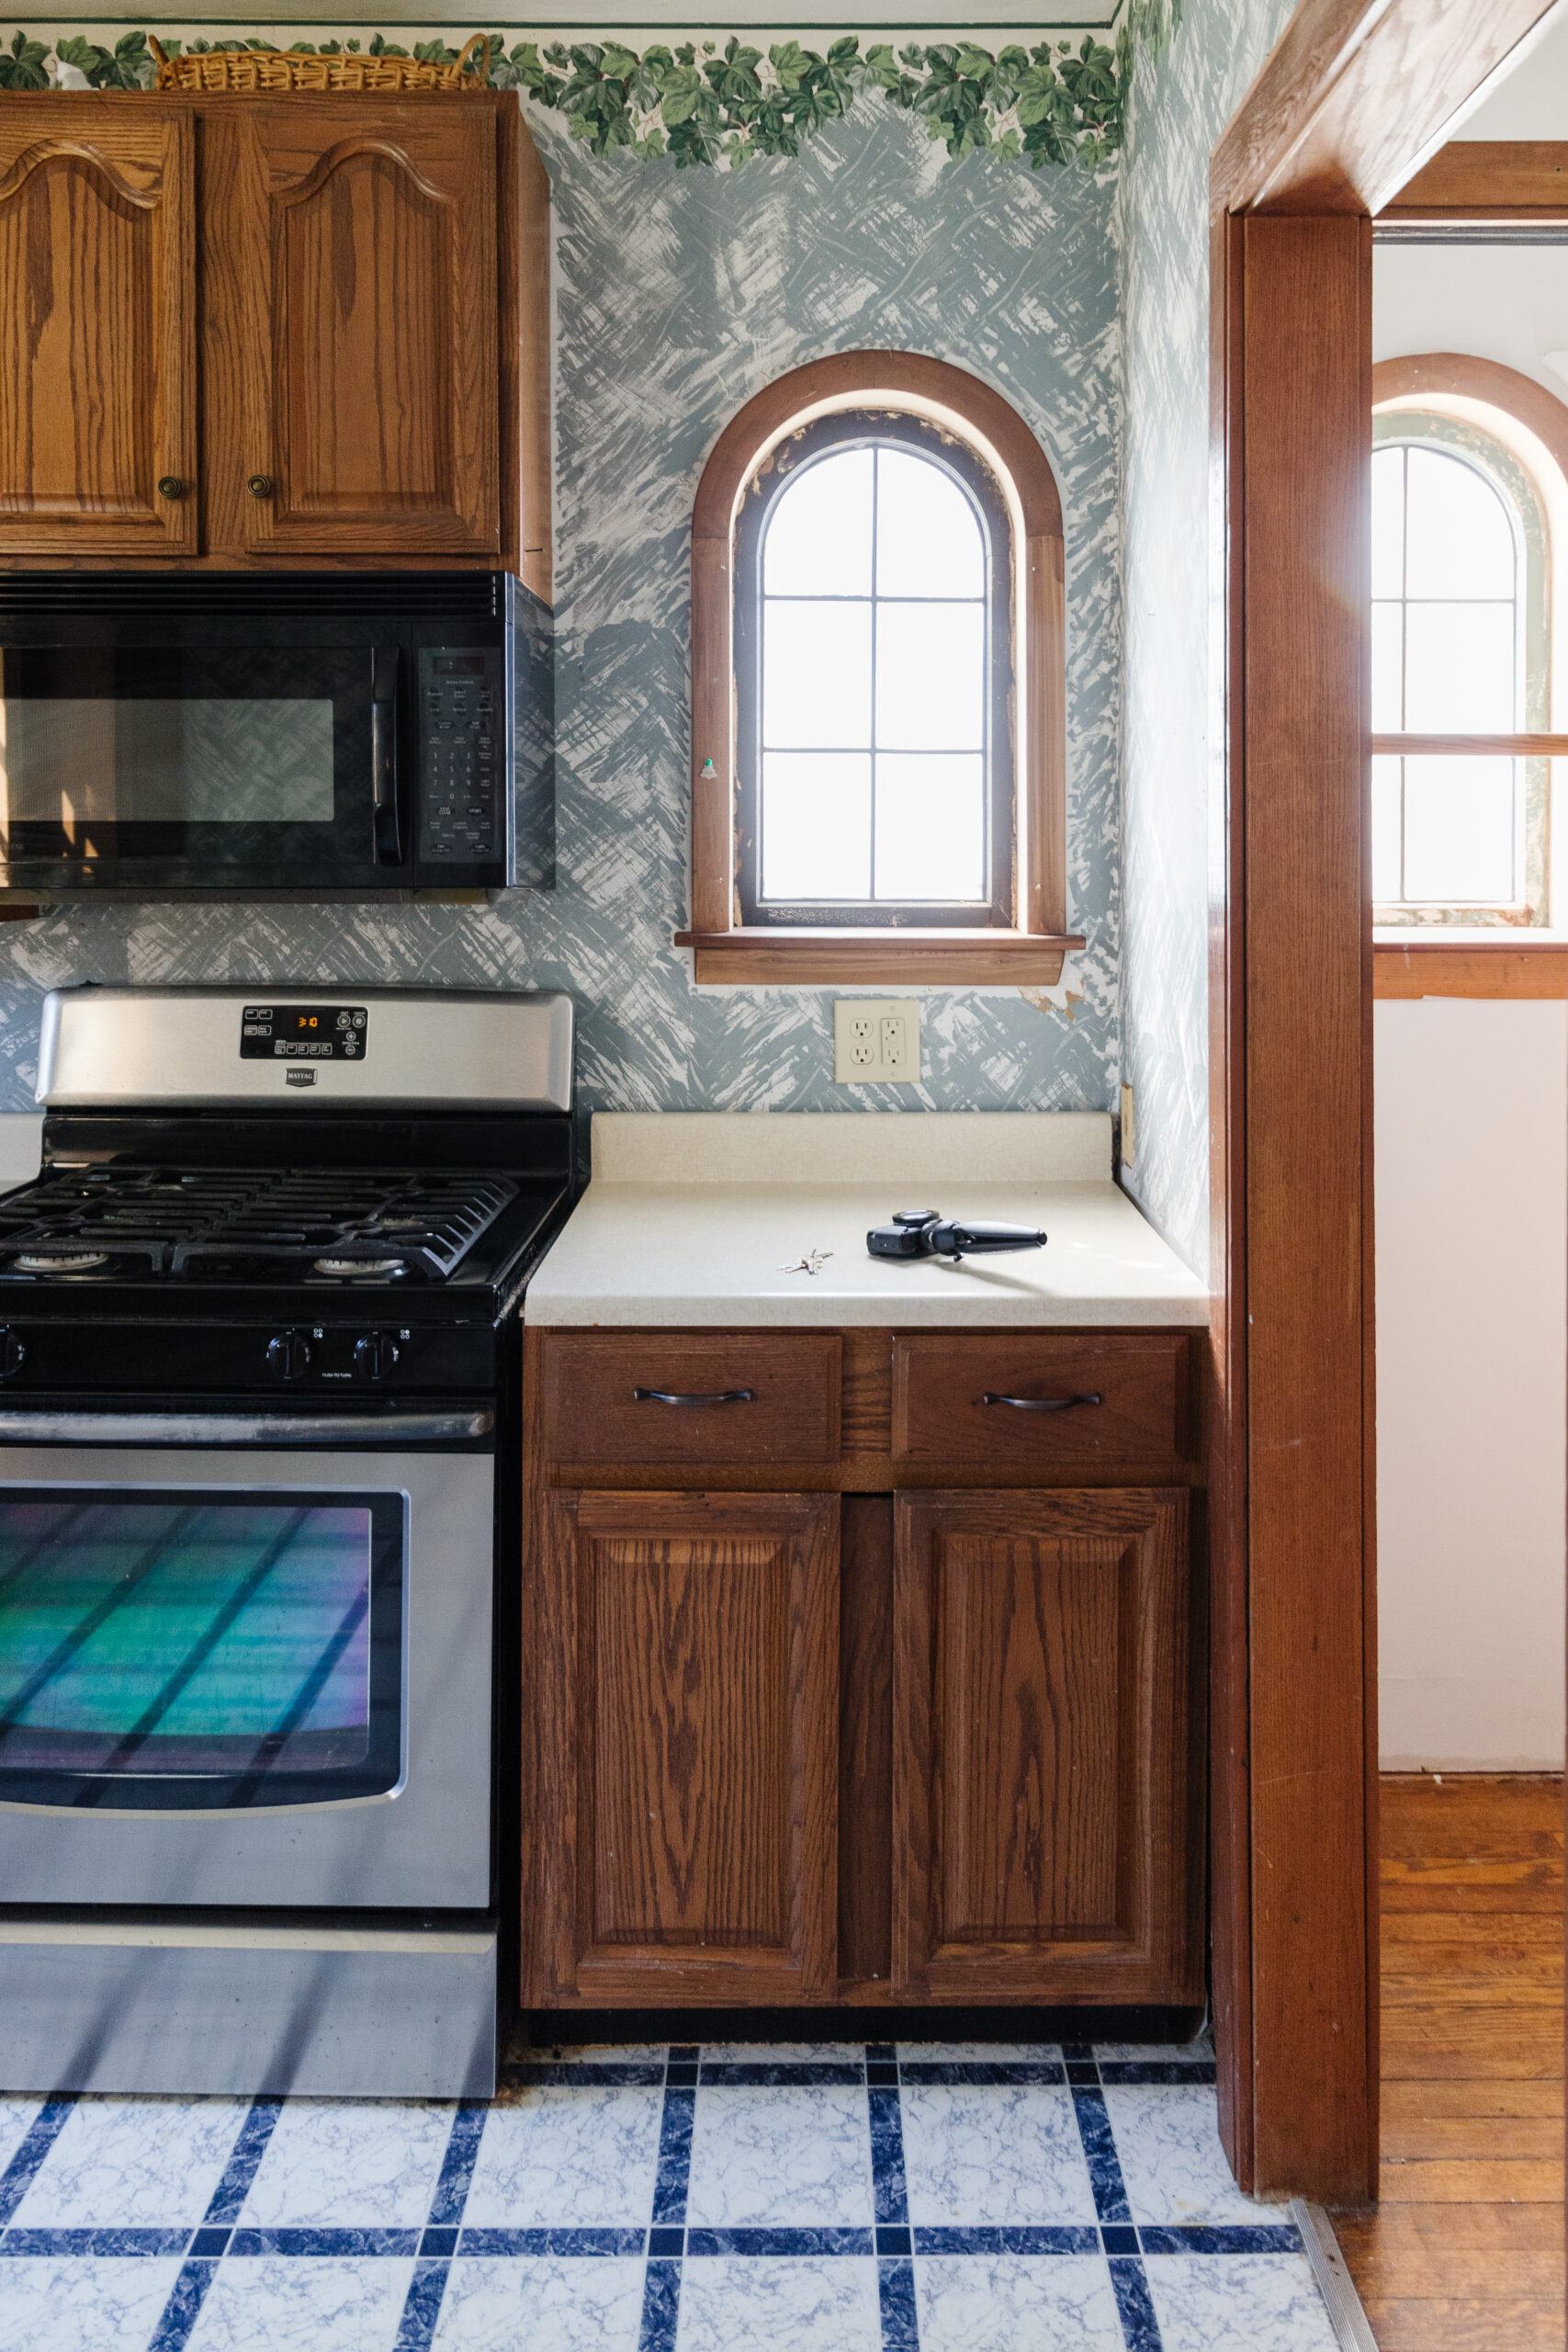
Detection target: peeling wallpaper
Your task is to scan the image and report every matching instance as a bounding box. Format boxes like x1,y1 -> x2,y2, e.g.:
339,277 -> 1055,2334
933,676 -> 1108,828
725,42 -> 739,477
0,86 -> 1122,1131
1115,0 -> 1295,1281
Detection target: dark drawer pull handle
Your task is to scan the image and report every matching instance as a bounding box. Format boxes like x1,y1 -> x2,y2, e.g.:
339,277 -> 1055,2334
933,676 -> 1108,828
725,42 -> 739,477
633,1386 -> 754,1407
980,1391 -> 1103,1412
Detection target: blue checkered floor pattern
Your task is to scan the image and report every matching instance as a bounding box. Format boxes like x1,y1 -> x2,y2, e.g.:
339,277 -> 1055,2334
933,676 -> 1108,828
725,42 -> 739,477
0,2041 -> 1343,2351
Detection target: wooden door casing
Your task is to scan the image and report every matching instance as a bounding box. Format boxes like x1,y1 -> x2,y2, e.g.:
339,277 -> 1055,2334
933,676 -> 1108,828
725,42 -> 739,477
894,1487 -> 1200,2004
531,1488 -> 839,2006
214,100 -> 500,560
0,103 -> 196,556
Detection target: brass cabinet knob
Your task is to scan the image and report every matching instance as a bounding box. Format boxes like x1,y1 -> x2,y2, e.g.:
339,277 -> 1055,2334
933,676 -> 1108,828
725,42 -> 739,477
246,474 -> 275,499
157,476 -> 186,500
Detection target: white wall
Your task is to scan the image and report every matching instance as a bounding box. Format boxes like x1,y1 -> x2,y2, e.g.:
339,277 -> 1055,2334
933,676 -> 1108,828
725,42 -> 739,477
1375,1001 -> 1566,1768
1372,183 -> 1568,1770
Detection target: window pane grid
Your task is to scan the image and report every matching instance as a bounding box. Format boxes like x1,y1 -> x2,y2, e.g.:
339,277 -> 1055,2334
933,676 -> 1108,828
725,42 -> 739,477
757,442 -> 990,907
1371,435 -> 1531,913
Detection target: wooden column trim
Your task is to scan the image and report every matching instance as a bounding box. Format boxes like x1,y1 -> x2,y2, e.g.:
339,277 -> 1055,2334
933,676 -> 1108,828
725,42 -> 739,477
1236,209 -> 1377,2204
1212,0 -> 1565,217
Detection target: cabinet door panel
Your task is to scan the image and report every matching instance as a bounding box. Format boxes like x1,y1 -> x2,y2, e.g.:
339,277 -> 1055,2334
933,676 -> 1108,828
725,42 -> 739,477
0,104 -> 196,556
223,102 -> 499,558
894,1487 -> 1199,2004
532,1489 -> 838,2005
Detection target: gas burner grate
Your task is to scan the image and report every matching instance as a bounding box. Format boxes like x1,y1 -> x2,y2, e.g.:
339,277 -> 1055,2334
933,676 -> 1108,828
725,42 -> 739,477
0,1167 -> 518,1283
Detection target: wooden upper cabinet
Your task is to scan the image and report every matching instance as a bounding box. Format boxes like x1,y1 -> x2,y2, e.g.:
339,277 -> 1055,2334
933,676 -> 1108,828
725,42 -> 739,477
894,1487 -> 1201,2005
529,1489 -> 839,2006
210,100 -> 501,560
0,92 -> 550,578
0,104 -> 197,556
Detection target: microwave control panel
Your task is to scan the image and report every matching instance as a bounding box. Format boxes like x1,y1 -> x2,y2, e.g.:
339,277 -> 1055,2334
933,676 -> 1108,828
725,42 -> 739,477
417,646 -> 504,866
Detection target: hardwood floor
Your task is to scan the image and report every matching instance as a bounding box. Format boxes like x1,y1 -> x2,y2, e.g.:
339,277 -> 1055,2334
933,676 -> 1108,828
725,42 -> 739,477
1333,1774 -> 1564,2350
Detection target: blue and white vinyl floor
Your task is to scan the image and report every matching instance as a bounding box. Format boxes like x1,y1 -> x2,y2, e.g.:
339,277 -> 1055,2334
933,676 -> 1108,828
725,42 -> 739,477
0,2040 -> 1345,2351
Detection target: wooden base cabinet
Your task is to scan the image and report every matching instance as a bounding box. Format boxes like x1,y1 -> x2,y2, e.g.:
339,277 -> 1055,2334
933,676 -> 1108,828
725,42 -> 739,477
893,1488 -> 1199,2006
528,1489 -> 839,2007
522,1326 -> 1206,2012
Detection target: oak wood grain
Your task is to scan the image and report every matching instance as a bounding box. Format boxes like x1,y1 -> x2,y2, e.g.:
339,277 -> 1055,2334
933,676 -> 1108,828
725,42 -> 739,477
1381,139 -> 1568,220
893,1487 -> 1199,2005
496,96 -> 551,601
1207,202 -> 1253,2191
838,1494 -> 894,1991
1237,210 -> 1377,2204
0,100 -> 196,556
1330,1777 -> 1566,2343
892,1333 -> 1189,1467
1374,944 -> 1568,1001
1211,0 -> 1562,217
533,1487 -> 838,2006
674,930 -> 1081,988
541,1331 -> 840,1465
223,98 -> 500,560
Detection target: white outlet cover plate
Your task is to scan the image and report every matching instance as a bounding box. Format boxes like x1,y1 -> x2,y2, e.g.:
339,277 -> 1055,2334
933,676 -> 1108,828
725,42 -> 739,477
834,998 -> 921,1085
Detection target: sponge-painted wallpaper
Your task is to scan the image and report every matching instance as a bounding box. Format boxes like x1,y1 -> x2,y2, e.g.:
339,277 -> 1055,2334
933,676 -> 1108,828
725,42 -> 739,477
1115,0 -> 1296,1279
0,80 -> 1122,1135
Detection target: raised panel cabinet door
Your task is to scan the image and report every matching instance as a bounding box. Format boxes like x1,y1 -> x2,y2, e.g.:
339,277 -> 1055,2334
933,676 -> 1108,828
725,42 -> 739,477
221,99 -> 500,559
893,1488 -> 1201,2005
531,1489 -> 839,2006
0,101 -> 197,556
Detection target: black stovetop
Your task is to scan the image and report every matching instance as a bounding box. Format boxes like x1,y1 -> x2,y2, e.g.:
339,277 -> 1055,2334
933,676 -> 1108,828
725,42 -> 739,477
0,1163 -> 523,1285
0,1110 -> 575,1396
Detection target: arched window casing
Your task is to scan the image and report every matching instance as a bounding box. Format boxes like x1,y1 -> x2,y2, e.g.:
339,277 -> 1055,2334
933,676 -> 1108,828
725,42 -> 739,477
1372,353 -> 1568,931
677,352 -> 1080,985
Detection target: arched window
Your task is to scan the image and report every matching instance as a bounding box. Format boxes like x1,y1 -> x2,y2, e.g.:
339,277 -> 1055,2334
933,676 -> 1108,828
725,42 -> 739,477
678,352 -> 1078,985
1372,356 -> 1568,928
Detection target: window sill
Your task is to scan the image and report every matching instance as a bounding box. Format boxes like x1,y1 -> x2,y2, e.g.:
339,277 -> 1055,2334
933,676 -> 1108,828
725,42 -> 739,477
1372,937 -> 1567,1000
672,928 -> 1086,987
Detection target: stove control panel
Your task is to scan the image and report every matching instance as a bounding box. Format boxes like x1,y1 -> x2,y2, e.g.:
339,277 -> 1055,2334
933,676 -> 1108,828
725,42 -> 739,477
242,1005 -> 368,1063
0,1320 -> 498,1397
418,647 -> 504,866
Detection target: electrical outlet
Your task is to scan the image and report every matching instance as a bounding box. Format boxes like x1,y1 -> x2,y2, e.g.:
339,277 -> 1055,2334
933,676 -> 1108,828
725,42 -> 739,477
834,998 -> 921,1085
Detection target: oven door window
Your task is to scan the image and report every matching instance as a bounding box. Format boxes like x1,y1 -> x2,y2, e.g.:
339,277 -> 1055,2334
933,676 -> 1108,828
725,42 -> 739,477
0,647 -> 383,887
0,1488 -> 404,1809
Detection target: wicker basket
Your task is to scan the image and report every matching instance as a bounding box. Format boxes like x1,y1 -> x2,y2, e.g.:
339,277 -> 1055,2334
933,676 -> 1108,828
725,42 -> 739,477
147,29 -> 490,94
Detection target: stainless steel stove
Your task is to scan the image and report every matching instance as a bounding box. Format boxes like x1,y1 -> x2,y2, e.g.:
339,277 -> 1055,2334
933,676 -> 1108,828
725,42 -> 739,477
0,985 -> 574,2099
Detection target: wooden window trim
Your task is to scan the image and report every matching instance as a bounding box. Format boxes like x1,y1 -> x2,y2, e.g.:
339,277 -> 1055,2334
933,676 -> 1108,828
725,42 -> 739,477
1373,937 -> 1568,997
1371,354 -> 1568,923
1379,140 -> 1568,223
677,350 -> 1083,985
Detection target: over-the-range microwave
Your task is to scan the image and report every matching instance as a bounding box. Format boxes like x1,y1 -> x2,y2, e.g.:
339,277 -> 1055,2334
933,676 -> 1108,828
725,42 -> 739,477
0,572 -> 552,900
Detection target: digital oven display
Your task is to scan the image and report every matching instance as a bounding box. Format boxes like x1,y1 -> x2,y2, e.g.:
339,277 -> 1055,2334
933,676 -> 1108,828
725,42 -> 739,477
240,1005 -> 368,1061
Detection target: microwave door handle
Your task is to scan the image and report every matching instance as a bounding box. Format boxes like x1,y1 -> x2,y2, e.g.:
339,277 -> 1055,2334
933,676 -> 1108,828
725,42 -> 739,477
371,649 -> 402,865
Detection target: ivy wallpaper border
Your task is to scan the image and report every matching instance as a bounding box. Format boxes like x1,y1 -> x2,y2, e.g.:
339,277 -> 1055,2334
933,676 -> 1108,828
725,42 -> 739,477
0,23 -> 1126,166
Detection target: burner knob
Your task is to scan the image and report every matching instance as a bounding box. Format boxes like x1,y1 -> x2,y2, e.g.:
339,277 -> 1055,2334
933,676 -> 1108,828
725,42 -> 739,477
354,1333 -> 400,1383
0,1329 -> 26,1380
265,1331 -> 312,1383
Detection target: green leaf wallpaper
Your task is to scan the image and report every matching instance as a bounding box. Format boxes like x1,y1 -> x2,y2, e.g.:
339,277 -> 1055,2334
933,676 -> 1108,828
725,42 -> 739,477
0,25 -> 1126,169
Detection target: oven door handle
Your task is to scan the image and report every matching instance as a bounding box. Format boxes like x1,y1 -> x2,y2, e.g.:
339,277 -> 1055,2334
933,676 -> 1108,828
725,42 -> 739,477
0,1409 -> 493,1446
371,646 -> 402,867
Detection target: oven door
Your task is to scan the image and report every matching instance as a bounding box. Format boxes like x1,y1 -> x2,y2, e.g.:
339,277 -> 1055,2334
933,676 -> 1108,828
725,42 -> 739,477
0,1421 -> 491,1909
0,641 -> 404,893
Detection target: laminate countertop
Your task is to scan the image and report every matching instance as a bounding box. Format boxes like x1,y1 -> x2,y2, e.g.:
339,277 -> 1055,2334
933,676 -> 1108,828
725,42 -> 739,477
525,1112 -> 1210,1329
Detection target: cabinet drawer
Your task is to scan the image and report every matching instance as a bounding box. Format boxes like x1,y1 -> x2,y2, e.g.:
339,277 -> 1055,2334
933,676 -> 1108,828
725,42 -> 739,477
893,1335 -> 1188,1464
542,1333 -> 840,1464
